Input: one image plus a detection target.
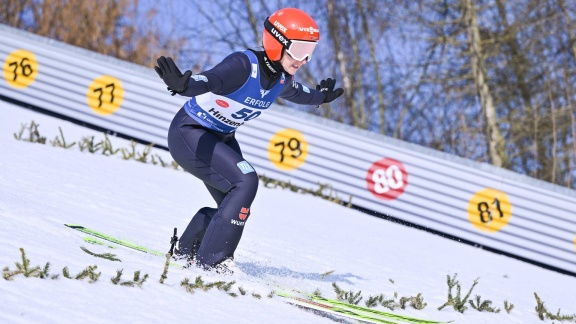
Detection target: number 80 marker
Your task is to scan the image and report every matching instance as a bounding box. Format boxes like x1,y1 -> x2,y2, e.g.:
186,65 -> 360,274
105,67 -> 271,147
366,158 -> 408,200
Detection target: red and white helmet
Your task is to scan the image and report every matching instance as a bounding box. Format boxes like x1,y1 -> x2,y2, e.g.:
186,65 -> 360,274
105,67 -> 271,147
262,8 -> 320,61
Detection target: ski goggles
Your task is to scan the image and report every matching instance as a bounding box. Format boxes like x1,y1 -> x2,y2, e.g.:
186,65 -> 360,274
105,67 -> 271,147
285,40 -> 318,62
264,18 -> 318,61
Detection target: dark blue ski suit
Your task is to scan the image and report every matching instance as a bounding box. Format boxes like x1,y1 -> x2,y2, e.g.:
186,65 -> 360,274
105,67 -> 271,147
168,49 -> 325,267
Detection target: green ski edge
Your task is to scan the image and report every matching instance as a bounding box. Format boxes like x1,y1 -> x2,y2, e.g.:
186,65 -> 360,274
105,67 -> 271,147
276,291 -> 399,324
309,293 -> 451,324
276,291 -> 452,324
65,224 -> 183,269
83,236 -> 116,248
66,224 -> 449,324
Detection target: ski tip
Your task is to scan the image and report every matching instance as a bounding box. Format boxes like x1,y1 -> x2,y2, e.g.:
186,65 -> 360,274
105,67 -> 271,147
64,224 -> 83,229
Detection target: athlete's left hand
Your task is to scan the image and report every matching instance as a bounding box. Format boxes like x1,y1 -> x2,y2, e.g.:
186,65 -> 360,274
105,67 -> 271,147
316,78 -> 344,104
154,56 -> 192,96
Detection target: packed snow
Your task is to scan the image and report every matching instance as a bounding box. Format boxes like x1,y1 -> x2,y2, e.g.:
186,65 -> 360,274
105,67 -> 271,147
1,102 -> 575,323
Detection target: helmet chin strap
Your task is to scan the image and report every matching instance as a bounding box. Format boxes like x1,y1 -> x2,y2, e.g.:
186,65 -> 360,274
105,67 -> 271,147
262,53 -> 285,75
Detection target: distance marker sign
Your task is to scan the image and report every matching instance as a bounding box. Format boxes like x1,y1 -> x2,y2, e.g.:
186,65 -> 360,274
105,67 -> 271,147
86,75 -> 124,115
267,128 -> 308,171
3,49 -> 38,89
366,158 -> 408,200
467,188 -> 512,233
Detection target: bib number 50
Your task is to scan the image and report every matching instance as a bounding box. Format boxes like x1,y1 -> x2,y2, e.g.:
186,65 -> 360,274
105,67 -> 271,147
232,108 -> 261,121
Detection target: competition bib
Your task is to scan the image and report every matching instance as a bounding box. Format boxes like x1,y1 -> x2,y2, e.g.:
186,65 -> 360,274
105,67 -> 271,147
184,51 -> 286,133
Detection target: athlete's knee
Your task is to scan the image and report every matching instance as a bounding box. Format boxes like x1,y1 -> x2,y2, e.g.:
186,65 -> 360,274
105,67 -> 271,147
239,171 -> 259,193
226,172 -> 259,205
197,207 -> 217,219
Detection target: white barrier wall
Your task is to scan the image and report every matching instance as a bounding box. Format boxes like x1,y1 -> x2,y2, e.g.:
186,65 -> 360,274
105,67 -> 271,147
2,24 -> 576,276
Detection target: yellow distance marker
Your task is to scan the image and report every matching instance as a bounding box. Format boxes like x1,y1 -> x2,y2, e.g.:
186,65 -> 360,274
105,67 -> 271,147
3,49 -> 39,89
467,188 -> 512,233
86,75 -> 124,115
267,128 -> 308,171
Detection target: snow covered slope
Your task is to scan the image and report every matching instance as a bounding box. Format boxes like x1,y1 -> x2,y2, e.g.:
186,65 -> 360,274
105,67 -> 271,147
1,102 -> 574,323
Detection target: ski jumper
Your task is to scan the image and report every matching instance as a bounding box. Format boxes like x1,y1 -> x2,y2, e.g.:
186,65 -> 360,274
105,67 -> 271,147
168,50 -> 322,267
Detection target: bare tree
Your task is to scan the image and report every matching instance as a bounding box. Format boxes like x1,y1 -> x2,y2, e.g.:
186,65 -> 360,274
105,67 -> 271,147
565,70 -> 576,187
462,0 -> 508,167
0,0 -> 33,28
356,0 -> 387,134
326,0 -> 363,128
493,0 -> 537,173
0,0 -> 184,67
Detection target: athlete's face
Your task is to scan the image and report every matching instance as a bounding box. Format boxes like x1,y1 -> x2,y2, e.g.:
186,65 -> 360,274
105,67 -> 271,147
280,49 -> 307,75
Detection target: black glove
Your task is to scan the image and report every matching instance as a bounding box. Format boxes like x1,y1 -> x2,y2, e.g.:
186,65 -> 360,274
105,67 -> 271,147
154,56 -> 192,96
316,78 -> 344,104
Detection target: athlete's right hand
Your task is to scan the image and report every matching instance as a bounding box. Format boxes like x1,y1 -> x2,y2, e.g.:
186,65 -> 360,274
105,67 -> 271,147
154,56 -> 192,96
